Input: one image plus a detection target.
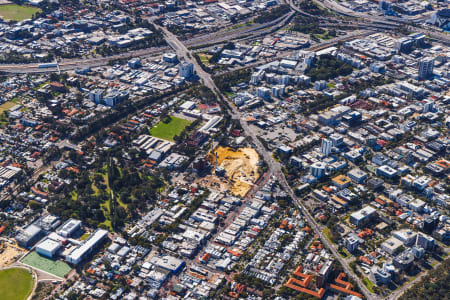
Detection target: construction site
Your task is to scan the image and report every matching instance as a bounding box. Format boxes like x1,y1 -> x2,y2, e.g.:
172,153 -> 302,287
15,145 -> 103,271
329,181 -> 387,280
203,146 -> 260,197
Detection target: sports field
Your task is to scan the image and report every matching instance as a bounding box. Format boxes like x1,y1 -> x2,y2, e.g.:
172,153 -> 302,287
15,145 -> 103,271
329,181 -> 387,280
0,101 -> 16,113
150,116 -> 192,141
0,268 -> 34,300
21,251 -> 71,278
0,4 -> 41,21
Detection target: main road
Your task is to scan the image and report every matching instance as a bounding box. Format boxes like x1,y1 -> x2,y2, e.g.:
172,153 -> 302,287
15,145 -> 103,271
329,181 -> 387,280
157,20 -> 376,300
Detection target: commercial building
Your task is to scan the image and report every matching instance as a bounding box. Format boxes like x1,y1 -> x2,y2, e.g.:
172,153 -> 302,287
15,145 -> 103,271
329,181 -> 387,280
350,206 -> 377,227
66,229 -> 108,265
149,255 -> 185,274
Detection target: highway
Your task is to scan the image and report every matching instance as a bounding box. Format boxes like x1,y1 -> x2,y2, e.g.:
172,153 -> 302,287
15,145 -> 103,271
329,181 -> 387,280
158,20 -> 376,300
307,0 -> 450,44
0,0 -> 447,74
0,11 -> 295,74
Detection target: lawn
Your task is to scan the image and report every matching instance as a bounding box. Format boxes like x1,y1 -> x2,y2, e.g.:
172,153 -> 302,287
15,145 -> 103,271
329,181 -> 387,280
21,251 -> 71,278
0,268 -> 34,300
0,101 -> 17,113
363,277 -> 375,293
198,53 -> 212,66
323,227 -> 333,242
338,247 -> 350,258
149,116 -> 192,141
0,4 -> 41,21
80,233 -> 90,240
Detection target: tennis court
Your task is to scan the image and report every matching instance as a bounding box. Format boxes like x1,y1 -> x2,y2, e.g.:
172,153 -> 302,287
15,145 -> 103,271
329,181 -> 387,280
21,251 -> 71,278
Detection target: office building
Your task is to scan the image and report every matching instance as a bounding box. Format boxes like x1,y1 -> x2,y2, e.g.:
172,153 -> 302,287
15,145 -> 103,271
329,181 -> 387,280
381,237 -> 403,255
310,162 -> 327,178
347,168 -> 368,184
393,230 -> 417,246
372,266 -> 391,285
350,206 -> 377,227
377,165 -> 398,179
257,87 -> 271,99
416,233 -> 434,250
179,62 -> 194,79
393,250 -> 414,271
345,237 -> 359,253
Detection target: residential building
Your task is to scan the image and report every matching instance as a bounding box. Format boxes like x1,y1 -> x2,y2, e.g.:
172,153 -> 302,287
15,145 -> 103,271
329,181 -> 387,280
418,57 -> 434,79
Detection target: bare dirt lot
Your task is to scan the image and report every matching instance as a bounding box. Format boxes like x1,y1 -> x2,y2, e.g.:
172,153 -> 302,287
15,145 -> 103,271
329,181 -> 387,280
0,240 -> 24,267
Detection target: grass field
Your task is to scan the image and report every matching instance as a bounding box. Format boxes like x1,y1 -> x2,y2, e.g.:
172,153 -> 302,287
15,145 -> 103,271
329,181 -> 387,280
0,268 -> 34,300
0,4 -> 41,21
150,116 -> 192,141
0,101 -> 17,113
21,251 -> 71,278
198,53 -> 212,66
363,277 -> 375,293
